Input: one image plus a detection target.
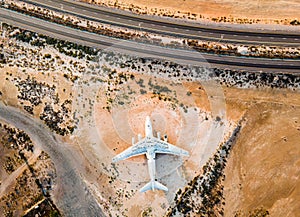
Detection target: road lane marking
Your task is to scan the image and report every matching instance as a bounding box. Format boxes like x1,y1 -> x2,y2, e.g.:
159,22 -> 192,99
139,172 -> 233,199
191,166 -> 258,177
3,8 -> 298,46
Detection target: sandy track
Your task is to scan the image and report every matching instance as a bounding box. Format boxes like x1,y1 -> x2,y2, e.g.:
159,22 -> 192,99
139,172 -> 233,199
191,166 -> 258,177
0,148 -> 42,198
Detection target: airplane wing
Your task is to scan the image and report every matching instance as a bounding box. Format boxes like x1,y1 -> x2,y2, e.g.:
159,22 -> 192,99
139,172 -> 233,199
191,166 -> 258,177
112,139 -> 147,163
154,138 -> 189,157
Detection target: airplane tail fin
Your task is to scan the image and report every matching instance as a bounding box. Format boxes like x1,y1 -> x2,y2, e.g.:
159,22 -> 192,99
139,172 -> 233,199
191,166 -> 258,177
139,181 -> 168,192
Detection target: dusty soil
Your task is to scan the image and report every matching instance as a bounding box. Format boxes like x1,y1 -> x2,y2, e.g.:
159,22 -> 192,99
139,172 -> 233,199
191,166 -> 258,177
2,59 -> 300,216
80,68 -> 300,216
222,87 -> 300,217
2,27 -> 300,216
81,72 -> 230,216
83,0 -> 300,25
94,73 -> 211,161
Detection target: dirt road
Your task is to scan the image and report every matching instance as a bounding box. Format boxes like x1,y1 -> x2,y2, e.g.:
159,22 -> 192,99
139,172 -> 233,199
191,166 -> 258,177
0,103 -> 104,217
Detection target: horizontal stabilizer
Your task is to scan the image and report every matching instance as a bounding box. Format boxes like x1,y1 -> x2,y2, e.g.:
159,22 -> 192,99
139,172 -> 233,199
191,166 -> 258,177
140,181 -> 168,192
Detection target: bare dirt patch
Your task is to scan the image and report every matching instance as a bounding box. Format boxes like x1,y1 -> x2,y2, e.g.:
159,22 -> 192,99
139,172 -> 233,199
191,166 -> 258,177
94,73 -> 211,161
73,69 -> 232,216
223,88 -> 300,216
2,25 -> 300,216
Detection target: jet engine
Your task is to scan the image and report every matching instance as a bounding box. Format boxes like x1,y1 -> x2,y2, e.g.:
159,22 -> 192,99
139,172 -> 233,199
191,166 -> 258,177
138,134 -> 142,141
163,134 -> 168,142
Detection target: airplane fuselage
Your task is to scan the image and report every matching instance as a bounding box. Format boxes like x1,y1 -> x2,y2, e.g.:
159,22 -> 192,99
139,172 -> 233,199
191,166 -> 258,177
146,149 -> 156,183
145,117 -> 156,189
145,116 -> 153,138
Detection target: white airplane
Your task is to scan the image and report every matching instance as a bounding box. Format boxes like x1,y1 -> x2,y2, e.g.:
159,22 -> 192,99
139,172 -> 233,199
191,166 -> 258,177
112,116 -> 189,192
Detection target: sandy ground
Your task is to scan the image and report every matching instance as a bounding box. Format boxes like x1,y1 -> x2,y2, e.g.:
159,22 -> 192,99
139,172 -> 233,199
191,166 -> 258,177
71,71 -> 235,216
0,67 -> 73,120
2,31 -> 300,216
73,70 -> 300,216
60,61 -> 300,216
2,59 -> 300,216
83,0 -> 300,24
222,87 -> 300,217
0,68 -> 19,107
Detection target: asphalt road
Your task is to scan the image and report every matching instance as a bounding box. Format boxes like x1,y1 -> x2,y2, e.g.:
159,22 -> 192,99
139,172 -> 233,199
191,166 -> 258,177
19,0 -> 300,46
0,103 -> 104,217
1,8 -> 299,73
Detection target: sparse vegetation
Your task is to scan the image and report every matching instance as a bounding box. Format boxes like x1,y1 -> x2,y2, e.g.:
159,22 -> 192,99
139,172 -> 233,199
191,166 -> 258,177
166,121 -> 242,216
0,122 -> 57,216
